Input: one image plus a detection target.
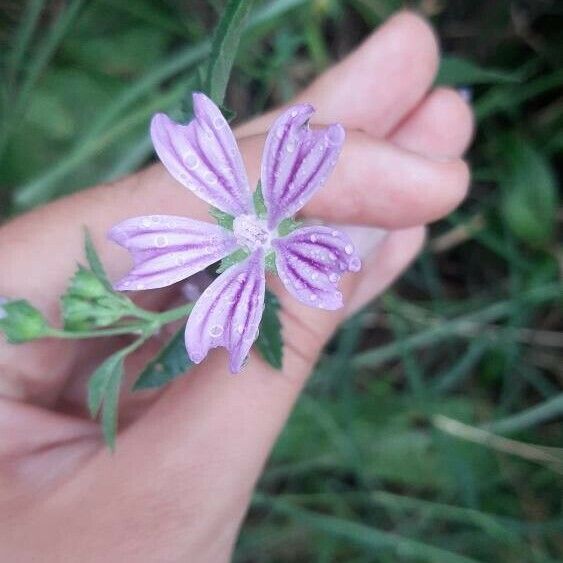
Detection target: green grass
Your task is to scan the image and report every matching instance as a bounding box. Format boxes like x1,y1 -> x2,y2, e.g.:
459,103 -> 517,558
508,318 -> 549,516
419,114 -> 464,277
1,0 -> 562,561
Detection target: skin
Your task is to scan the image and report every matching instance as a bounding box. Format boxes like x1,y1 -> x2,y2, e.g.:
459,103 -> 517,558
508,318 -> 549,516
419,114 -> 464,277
0,12 -> 473,562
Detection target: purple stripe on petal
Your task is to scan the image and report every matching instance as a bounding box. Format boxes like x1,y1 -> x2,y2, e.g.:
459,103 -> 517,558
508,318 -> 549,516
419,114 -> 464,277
109,215 -> 238,290
273,226 -> 361,310
261,104 -> 345,229
184,250 -> 266,373
150,93 -> 252,216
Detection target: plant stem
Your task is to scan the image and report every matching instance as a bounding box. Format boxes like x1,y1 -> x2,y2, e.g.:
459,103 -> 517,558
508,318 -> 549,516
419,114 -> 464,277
46,303 -> 194,340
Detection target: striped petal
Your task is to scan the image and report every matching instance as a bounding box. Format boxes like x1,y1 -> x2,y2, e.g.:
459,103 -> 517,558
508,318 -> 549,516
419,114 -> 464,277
150,93 -> 252,216
261,104 -> 345,229
109,215 -> 238,290
185,250 -> 265,373
273,226 -> 361,310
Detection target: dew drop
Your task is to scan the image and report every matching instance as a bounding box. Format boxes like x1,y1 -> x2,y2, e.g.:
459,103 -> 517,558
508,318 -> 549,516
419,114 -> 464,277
310,234 -> 318,243
309,294 -> 317,302
286,142 -> 295,153
331,230 -> 339,237
184,152 -> 198,169
209,325 -> 224,338
329,272 -> 340,284
205,171 -> 218,185
236,324 -> 244,335
155,235 -> 167,247
311,272 -> 319,281
348,256 -> 361,272
142,217 -> 152,227
291,109 -> 298,117
213,116 -> 225,129
344,244 -> 354,255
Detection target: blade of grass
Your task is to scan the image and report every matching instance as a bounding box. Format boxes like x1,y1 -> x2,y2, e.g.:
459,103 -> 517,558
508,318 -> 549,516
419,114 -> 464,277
254,493 -> 482,563
484,394 -> 563,435
204,0 -> 256,105
353,283 -> 562,370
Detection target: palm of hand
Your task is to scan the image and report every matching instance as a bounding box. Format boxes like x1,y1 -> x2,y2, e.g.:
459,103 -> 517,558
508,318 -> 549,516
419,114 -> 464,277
0,13 -> 472,562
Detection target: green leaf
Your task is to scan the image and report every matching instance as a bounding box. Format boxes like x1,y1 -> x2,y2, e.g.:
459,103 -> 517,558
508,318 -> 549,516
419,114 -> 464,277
256,290 -> 283,369
102,362 -> 123,451
265,251 -> 277,273
0,299 -> 49,343
87,349 -> 125,417
204,0 -> 256,104
209,206 -> 235,230
134,328 -> 193,390
217,248 -> 249,273
436,56 -> 522,86
253,181 -> 267,218
499,134 -> 558,246
278,217 -> 302,236
87,348 -> 127,450
84,228 -> 112,289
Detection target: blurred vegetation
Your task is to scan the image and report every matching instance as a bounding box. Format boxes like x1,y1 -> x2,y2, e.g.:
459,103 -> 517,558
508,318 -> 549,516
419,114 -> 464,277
1,0 -> 562,561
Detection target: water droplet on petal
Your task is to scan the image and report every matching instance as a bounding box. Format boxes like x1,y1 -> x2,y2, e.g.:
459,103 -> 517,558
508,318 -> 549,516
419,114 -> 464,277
329,272 -> 339,284
344,244 -> 354,255
184,152 -> 198,169
310,234 -> 318,243
155,235 -> 167,247
290,109 -> 298,118
236,324 -> 244,335
213,116 -> 226,129
286,142 -> 295,153
205,171 -> 218,185
331,230 -> 339,237
348,257 -> 361,272
209,325 -> 223,338
309,293 -> 317,302
142,217 -> 152,227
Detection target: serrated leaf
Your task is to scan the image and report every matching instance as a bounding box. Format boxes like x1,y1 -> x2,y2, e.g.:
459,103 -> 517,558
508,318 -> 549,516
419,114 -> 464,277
209,206 -> 235,230
217,248 -> 249,273
253,181 -> 267,218
84,228 -> 112,290
205,0 -> 256,104
436,56 -> 522,86
499,134 -> 557,246
134,328 -> 193,390
256,290 -> 283,369
87,350 -> 125,418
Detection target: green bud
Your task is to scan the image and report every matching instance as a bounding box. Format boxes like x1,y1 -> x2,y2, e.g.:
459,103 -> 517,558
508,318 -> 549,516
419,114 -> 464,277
0,299 -> 49,343
68,266 -> 109,299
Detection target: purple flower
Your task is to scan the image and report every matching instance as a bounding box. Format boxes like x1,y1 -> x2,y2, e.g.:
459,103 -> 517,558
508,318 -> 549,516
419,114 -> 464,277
109,93 -> 361,373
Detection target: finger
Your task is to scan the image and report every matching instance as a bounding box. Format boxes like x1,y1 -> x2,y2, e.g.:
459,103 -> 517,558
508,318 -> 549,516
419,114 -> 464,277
237,11 -> 439,138
345,226 -> 426,315
390,87 -> 474,158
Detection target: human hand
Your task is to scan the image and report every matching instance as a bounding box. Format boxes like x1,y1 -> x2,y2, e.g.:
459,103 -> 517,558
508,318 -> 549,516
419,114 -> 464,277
0,12 -> 472,562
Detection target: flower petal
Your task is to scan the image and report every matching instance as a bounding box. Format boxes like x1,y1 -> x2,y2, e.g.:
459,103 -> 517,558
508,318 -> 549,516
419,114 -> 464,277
109,215 -> 238,290
150,93 -> 252,216
273,226 -> 361,310
185,250 -> 265,373
261,104 -> 345,229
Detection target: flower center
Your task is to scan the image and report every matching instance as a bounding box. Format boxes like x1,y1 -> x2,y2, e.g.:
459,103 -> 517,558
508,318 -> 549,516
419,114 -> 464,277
233,214 -> 272,251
